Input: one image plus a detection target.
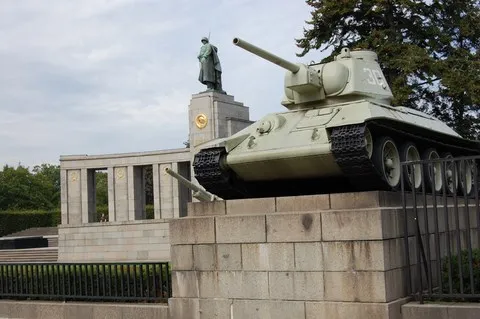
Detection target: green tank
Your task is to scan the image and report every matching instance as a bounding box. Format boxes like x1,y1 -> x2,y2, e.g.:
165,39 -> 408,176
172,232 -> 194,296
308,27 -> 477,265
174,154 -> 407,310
192,37 -> 480,199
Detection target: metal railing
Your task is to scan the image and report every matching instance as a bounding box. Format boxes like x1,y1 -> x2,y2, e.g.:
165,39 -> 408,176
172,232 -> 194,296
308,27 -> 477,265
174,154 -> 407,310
0,262 -> 171,303
401,155 -> 480,302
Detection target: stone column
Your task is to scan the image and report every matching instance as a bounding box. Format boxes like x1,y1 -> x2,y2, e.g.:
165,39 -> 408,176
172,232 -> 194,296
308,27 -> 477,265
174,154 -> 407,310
107,167 -> 116,222
159,163 -> 173,219
114,166 -> 128,221
66,169 -> 82,225
127,165 -> 135,220
153,164 -> 161,220
60,169 -> 69,224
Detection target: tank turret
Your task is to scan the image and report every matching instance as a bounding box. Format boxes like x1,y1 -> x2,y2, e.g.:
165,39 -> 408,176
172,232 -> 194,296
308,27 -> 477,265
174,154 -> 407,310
192,37 -> 480,200
232,38 -> 393,108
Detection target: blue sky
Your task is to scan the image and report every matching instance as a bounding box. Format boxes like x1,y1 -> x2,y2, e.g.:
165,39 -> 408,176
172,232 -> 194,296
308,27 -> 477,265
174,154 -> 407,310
0,0 -> 323,167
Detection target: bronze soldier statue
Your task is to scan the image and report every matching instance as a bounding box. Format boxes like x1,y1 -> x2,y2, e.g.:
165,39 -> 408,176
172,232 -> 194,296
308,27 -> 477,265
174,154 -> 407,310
198,37 -> 224,93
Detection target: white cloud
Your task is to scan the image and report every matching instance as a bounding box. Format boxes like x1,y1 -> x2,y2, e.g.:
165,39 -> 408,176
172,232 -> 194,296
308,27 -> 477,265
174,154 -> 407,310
0,0 -> 321,167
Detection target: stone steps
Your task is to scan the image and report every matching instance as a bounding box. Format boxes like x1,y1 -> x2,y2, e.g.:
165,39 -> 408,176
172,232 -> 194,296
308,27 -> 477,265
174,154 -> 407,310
0,247 -> 58,263
46,236 -> 58,247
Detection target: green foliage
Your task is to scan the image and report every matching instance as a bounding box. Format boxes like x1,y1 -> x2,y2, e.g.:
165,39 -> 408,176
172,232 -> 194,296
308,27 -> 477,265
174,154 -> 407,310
297,0 -> 480,138
0,210 -> 60,237
0,164 -> 60,210
144,166 -> 154,205
146,204 -> 154,219
0,163 -> 155,232
32,164 -> 61,208
0,263 -> 171,302
95,171 -> 108,206
441,248 -> 480,294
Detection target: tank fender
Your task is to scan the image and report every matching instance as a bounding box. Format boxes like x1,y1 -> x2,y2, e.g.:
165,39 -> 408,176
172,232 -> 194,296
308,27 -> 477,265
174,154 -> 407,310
225,133 -> 250,152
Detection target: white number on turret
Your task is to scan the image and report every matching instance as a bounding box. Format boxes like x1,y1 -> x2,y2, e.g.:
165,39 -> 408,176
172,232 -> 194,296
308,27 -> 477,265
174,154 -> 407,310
364,68 -> 384,86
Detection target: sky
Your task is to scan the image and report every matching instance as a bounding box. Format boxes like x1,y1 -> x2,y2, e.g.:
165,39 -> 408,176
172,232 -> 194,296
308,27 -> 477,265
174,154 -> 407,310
0,0 -> 323,168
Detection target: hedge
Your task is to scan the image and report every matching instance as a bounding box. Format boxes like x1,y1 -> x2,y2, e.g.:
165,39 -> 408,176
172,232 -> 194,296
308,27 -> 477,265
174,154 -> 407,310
441,248 -> 480,295
0,210 -> 60,237
0,205 -> 155,237
0,262 -> 171,302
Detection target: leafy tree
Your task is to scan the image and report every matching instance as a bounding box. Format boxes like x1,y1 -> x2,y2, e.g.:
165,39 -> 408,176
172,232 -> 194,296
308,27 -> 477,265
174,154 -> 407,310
144,166 -> 153,205
95,171 -> 108,206
32,164 -> 61,208
296,0 -> 480,138
427,0 -> 480,139
0,165 -> 55,210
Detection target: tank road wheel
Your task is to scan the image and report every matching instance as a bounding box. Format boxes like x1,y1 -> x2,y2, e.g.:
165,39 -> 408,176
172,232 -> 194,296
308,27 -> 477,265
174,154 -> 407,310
399,142 -> 422,191
373,136 -> 401,189
459,159 -> 474,196
422,148 -> 442,193
442,153 -> 458,195
364,127 -> 373,159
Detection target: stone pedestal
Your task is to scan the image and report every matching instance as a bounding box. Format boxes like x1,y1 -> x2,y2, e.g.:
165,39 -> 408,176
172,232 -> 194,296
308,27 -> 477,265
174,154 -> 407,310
168,191 -> 415,319
187,91 -> 253,198
188,91 -> 252,150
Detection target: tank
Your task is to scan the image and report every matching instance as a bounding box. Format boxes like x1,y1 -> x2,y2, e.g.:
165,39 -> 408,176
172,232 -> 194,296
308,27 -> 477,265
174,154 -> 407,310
192,37 -> 480,199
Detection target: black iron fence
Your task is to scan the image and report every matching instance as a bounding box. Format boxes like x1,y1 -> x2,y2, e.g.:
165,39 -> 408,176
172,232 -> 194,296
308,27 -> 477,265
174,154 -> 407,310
401,154 -> 480,302
0,262 -> 171,303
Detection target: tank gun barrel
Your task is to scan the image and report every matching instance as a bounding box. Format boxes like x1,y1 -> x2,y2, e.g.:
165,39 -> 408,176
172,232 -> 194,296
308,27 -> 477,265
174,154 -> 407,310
233,37 -> 300,73
164,167 -> 221,202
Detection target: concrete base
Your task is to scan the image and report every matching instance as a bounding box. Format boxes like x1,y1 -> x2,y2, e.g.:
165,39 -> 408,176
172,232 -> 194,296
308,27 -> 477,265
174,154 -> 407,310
0,301 -> 168,319
168,191 -> 427,319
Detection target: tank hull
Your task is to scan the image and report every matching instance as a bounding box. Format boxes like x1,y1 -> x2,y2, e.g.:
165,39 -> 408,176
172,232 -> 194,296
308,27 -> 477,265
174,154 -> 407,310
193,100 -> 480,199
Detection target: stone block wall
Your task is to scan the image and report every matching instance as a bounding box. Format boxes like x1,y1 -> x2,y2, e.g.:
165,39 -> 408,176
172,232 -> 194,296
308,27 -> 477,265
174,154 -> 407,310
58,219 -> 170,262
168,191 -> 477,319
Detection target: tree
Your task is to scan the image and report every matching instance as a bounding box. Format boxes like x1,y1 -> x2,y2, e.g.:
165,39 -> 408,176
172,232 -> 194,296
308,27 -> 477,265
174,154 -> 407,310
144,166 -> 154,205
32,164 -> 61,208
296,0 -> 480,138
95,171 -> 108,206
428,0 -> 480,139
0,165 -> 55,210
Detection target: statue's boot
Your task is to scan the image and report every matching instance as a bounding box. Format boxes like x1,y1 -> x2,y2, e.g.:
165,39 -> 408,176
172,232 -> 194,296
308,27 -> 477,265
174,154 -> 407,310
206,82 -> 215,90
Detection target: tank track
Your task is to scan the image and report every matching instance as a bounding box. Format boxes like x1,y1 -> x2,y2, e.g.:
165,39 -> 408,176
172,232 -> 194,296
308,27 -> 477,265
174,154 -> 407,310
330,124 -> 387,191
192,147 -> 248,199
193,121 -> 480,199
331,121 -> 480,192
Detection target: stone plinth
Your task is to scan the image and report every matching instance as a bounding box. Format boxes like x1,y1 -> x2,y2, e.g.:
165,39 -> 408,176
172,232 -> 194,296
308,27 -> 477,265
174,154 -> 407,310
169,191 -> 422,319
188,91 -> 252,149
